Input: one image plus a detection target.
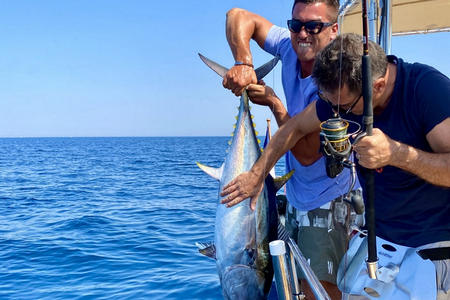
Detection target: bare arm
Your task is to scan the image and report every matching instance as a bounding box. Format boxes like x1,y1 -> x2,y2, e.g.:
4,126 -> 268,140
247,83 -> 322,166
354,118 -> 450,187
224,9 -> 321,165
222,8 -> 273,96
220,101 -> 322,209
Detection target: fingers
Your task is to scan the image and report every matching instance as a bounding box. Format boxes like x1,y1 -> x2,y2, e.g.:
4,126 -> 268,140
220,174 -> 258,208
222,194 -> 247,208
233,87 -> 244,97
220,180 -> 237,198
223,79 -> 244,96
247,84 -> 274,106
250,184 -> 263,211
246,84 -> 263,95
246,83 -> 260,91
222,66 -> 257,96
220,183 -> 247,207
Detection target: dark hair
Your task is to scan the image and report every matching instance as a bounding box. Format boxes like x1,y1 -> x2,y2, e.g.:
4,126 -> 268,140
292,0 -> 339,22
312,33 -> 388,94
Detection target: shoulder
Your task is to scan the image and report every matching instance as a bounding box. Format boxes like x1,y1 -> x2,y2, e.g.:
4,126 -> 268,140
264,25 -> 292,56
397,57 -> 450,133
396,56 -> 449,87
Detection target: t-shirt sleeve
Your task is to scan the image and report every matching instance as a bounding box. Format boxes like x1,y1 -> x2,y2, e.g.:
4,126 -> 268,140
263,25 -> 292,58
315,97 -> 334,122
415,66 -> 450,134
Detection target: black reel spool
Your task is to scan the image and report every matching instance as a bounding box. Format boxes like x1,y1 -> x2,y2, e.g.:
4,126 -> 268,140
320,118 -> 352,178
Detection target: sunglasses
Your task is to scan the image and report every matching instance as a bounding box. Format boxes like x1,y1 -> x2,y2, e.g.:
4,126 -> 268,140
287,19 -> 334,34
318,91 -> 362,115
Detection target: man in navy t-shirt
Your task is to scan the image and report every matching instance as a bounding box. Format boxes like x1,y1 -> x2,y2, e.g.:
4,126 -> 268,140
220,33 -> 450,298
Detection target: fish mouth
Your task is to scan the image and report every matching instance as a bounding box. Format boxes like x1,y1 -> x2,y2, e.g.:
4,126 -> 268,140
221,264 -> 265,300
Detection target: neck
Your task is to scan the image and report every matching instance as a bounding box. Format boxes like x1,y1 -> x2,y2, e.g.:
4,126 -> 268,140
374,63 -> 397,114
300,60 -> 314,78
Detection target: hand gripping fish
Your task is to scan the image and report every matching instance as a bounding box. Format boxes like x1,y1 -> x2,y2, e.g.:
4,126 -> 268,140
196,54 -> 293,299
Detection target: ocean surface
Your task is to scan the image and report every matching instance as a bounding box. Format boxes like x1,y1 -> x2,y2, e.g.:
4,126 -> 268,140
0,137 -> 285,299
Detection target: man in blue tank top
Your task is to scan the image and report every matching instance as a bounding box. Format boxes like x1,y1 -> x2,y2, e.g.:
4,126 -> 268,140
222,1 -> 361,299
221,33 -> 450,299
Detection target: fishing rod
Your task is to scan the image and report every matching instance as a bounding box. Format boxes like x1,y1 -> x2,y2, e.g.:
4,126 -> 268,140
361,0 -> 378,279
318,0 -> 378,280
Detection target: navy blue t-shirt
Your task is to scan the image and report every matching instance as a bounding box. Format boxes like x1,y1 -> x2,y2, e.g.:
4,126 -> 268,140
316,56 -> 450,247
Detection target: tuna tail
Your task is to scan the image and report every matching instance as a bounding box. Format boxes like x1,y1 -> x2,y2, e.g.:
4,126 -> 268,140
198,53 -> 279,80
196,162 -> 224,181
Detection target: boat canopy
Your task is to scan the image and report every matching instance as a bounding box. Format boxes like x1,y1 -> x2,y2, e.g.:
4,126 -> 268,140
340,0 -> 450,36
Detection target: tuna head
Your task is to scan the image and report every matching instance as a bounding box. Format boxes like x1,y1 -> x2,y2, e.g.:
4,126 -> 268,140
221,265 -> 266,299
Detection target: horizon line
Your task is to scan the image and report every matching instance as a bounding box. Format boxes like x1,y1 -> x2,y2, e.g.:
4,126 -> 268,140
0,135 -> 266,139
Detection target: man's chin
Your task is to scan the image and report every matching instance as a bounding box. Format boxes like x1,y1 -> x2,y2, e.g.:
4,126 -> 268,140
297,54 -> 315,64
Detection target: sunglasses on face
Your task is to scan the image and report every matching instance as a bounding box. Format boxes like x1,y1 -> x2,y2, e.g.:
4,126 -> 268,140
287,19 -> 334,34
318,91 -> 362,115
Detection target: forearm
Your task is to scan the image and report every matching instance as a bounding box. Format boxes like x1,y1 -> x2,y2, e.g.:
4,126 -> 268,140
252,118 -> 305,180
391,141 -> 450,187
253,102 -> 320,179
269,98 -> 321,166
268,96 -> 290,127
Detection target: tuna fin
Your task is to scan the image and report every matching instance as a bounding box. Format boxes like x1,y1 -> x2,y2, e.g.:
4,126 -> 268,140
198,52 -> 279,81
196,162 -> 223,181
198,53 -> 228,77
195,242 -> 216,260
273,169 -> 295,192
255,57 -> 279,80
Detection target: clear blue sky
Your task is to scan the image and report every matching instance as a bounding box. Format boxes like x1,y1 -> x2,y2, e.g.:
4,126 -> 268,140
0,1 -> 448,137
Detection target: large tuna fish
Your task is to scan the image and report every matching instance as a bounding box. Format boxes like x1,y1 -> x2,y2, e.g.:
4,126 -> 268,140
196,54 -> 292,299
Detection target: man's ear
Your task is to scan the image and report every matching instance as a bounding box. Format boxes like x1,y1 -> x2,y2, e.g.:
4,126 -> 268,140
330,23 -> 338,40
373,77 -> 386,96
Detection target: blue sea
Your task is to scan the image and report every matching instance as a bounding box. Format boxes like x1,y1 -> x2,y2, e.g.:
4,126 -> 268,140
0,137 -> 285,299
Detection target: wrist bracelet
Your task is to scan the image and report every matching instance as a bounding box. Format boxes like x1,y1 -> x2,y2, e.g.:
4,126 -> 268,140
234,61 -> 254,68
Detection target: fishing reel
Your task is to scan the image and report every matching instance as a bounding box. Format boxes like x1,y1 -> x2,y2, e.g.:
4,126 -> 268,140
320,118 -> 364,214
320,118 -> 355,178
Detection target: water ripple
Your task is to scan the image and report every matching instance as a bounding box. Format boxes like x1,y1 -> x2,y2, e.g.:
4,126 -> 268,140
0,137 -> 282,299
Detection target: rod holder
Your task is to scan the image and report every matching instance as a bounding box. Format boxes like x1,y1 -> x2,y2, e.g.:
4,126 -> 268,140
270,240 -> 292,300
287,247 -> 303,300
